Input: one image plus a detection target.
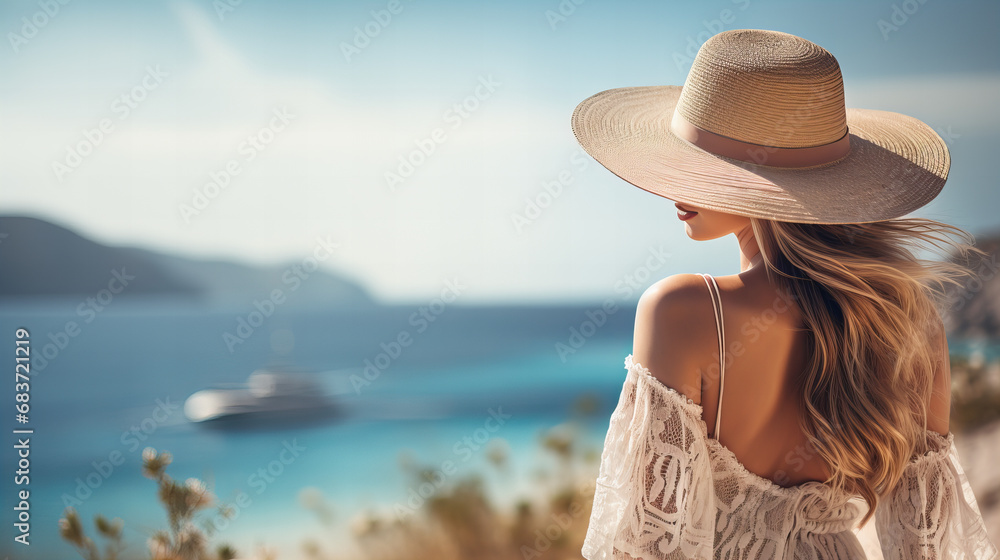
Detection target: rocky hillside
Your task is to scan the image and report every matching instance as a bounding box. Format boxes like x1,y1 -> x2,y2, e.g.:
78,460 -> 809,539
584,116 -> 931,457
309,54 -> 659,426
942,231 -> 1000,339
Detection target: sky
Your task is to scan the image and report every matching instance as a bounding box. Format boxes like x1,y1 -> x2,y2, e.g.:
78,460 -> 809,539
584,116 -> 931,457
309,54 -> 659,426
1,0 -> 998,304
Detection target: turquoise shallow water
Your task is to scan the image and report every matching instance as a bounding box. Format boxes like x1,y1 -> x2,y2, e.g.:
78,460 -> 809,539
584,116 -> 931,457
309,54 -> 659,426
0,299 -> 635,559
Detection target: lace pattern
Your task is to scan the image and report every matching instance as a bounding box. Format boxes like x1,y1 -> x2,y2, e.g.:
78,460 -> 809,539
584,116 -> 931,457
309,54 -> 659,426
581,355 -> 999,560
874,430 -> 997,560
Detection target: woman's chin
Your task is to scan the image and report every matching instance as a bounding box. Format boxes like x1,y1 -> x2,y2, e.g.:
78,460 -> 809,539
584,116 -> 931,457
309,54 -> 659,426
682,223 -> 702,240
682,224 -> 720,241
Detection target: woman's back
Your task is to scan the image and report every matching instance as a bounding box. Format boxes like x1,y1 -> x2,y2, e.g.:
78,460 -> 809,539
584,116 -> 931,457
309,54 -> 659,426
694,268 -> 833,487
636,265 -> 950,490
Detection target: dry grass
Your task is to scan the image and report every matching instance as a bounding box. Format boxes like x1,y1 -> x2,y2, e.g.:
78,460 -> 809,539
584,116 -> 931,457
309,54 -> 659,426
59,421 -> 600,560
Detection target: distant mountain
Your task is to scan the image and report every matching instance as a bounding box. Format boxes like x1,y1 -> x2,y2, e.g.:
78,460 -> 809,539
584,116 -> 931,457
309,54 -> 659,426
0,215 -> 375,308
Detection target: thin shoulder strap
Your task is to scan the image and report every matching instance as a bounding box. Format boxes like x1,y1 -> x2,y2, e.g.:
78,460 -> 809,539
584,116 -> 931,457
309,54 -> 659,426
701,273 -> 725,440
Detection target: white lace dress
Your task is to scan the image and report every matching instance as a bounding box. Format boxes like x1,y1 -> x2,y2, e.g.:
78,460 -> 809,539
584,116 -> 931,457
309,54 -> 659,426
581,354 -> 999,560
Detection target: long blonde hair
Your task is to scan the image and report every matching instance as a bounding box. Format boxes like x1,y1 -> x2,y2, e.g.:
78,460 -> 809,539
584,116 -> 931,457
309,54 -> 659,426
749,217 -> 984,525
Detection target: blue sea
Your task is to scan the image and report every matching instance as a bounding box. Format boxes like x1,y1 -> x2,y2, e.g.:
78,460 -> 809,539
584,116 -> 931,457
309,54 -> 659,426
0,299 -> 636,559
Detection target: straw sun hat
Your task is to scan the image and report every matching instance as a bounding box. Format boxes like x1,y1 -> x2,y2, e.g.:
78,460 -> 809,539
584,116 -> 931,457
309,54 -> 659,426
570,29 -> 950,224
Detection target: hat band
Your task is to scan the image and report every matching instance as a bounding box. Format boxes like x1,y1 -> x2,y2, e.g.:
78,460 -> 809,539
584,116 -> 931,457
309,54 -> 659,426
669,110 -> 851,168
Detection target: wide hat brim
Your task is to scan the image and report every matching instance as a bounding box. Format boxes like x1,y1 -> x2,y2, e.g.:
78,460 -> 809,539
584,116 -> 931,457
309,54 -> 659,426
571,85 -> 950,224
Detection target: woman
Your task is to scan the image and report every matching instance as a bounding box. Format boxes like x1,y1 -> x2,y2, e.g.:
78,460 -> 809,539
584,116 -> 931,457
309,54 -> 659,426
571,29 -> 998,559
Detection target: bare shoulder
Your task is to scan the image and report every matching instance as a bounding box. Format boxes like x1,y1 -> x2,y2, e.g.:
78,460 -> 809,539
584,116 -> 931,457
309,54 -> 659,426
632,274 -> 716,405
638,274 -> 713,314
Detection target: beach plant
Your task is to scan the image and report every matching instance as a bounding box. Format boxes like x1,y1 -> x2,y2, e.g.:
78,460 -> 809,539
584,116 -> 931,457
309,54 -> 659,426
59,446 -> 238,560
300,417 -> 601,560
58,509 -> 123,560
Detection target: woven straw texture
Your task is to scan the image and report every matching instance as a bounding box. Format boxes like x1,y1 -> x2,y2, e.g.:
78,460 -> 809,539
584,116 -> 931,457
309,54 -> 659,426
571,29 -> 950,224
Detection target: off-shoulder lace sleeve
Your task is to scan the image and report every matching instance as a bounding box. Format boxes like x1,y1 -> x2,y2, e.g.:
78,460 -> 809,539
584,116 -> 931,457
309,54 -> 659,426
874,430 -> 999,560
582,355 -> 716,560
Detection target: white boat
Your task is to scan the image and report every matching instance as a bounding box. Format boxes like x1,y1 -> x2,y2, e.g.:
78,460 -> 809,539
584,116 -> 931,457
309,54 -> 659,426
184,368 -> 337,426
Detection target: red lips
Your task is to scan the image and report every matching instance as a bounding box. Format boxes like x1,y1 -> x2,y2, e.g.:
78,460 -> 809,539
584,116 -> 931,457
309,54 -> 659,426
675,202 -> 698,221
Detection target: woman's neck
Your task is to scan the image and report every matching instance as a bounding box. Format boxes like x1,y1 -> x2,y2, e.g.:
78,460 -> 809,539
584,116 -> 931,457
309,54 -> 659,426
737,225 -> 764,273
